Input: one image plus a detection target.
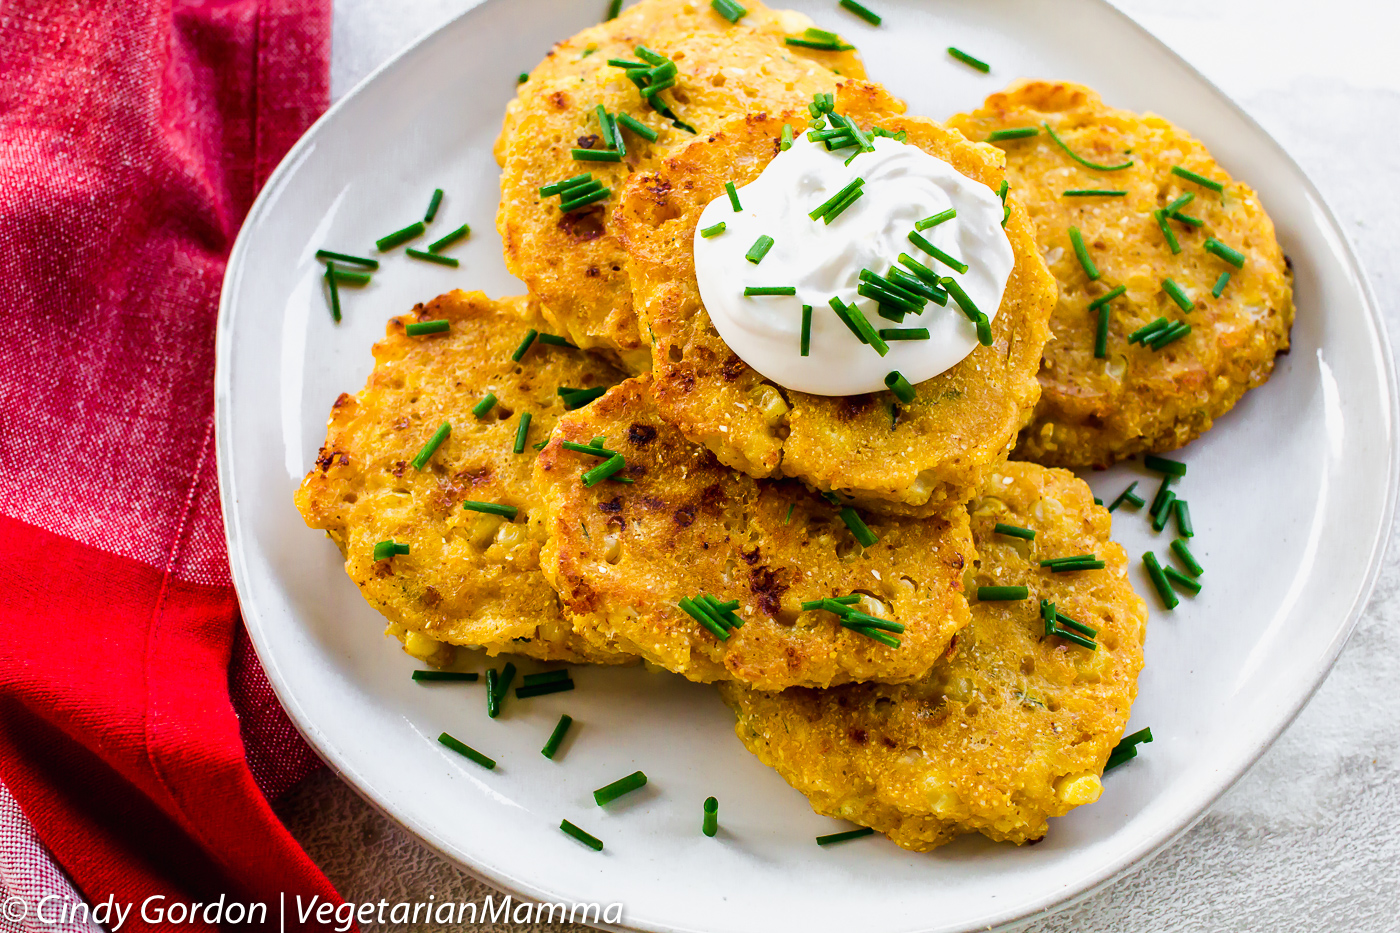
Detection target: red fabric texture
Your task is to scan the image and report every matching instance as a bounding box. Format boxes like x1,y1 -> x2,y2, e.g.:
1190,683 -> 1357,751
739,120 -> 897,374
0,1 -> 339,929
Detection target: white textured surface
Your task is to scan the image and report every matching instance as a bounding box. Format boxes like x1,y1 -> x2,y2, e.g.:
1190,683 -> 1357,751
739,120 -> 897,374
283,1 -> 1400,929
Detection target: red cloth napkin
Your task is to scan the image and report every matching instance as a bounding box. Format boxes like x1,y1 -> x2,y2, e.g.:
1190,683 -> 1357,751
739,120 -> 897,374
0,1 -> 343,929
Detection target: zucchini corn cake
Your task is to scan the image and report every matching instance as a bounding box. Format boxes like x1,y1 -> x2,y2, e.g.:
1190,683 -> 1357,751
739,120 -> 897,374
497,0 -> 866,368
720,461 -> 1147,850
533,376 -> 976,692
947,80 -> 1293,468
612,82 -> 1057,514
295,290 -> 633,666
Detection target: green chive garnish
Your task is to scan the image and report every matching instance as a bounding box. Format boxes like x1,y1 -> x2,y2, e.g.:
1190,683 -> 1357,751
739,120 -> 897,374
839,507 -> 878,547
424,188 -> 444,222
703,796 -> 718,837
1151,490 -> 1176,532
558,386 -> 607,409
817,827 -> 874,846
581,454 -> 626,486
513,412 -> 532,454
884,370 -> 915,403
781,124 -> 794,150
1149,474 -> 1175,513
411,421 -> 451,470
940,275 -> 984,323
329,267 -> 372,286
1152,321 -> 1191,354
1094,303 -> 1109,359
1108,481 -> 1144,512
1164,566 -> 1201,596
518,72 -> 529,83
316,250 -> 379,269
406,320 -> 450,336
372,539 -> 409,560
838,0 -> 881,23
700,222 -> 726,238
605,0 -> 623,18
1063,189 -> 1126,197
831,298 -> 887,354
745,286 -> 797,296
1171,538 -> 1203,576
711,0 -> 747,22
1171,212 -> 1204,228
1040,554 -> 1105,571
785,31 -> 854,51
725,181 -> 742,211
1144,454 -> 1187,477
1204,237 -> 1246,269
947,47 -> 989,72
486,662 -> 515,718
427,223 -> 471,253
412,670 -> 478,682
542,714 -> 574,759
907,231 -> 967,273
914,208 -> 956,231
1212,271 -> 1231,298
987,127 -> 1037,141
1088,285 -> 1126,310
616,113 -> 658,142
463,501 -> 518,520
594,770 -> 648,805
1043,121 -> 1133,171
472,393 -> 497,419
1104,727 -> 1154,772
680,596 -> 729,641
801,595 -> 860,610
511,329 -> 539,361
822,184 -> 866,222
1068,226 -> 1100,281
560,819 -> 603,851
562,440 -> 618,457
437,732 -> 495,769
800,304 -> 813,357
522,670 -> 570,687
745,235 -> 774,264
1142,552 -> 1178,610
878,327 -> 930,340
540,173 -> 593,197
1171,165 -> 1223,192
1153,209 -> 1181,255
406,248 -> 458,267
1174,499 -> 1194,538
538,333 -> 576,348
572,148 -> 622,162
1162,278 -> 1194,312
994,523 -> 1036,540
320,267 -> 337,321
376,221 -> 426,251
560,185 -> 610,213
809,177 -> 866,221
1129,317 -> 1169,345
517,679 -> 575,699
978,585 -> 1028,601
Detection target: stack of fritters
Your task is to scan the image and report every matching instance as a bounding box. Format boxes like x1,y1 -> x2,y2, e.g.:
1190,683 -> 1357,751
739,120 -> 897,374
297,0 -> 1291,851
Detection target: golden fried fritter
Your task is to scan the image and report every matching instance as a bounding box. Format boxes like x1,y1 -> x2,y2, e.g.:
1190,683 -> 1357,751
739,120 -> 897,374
947,81 -> 1294,468
497,0 -> 866,367
533,376 -> 975,691
294,290 -> 632,666
720,461 -> 1147,850
612,81 -> 1057,513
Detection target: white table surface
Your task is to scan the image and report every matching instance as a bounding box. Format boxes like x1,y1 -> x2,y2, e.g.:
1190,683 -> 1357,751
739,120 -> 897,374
278,1 -> 1400,929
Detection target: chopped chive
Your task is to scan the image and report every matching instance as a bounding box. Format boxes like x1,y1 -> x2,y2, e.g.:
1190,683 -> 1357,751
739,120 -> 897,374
411,422 -> 451,470
821,185 -> 865,223
329,267 -> 372,286
1204,237 -> 1246,269
700,222 -> 727,238
1108,481 -> 1145,512
914,208 -> 957,231
1151,491 -> 1176,532
595,105 -> 618,151
540,173 -> 593,197
376,221 -> 426,251
513,412 -> 532,454
559,386 -> 607,409
571,148 -> 622,162
427,223 -> 471,253
471,393 -> 497,419
1068,226 -> 1100,281
1163,566 -> 1201,596
840,624 -> 900,648
878,327 -> 930,340
745,286 -> 797,296
1212,271 -> 1232,298
1143,552 -> 1178,610
511,329 -> 539,362
907,231 -> 967,273
947,47 -> 989,72
1164,192 -> 1194,214
541,714 -> 573,759
987,127 -> 1037,141
413,670 -> 478,682
318,270 -> 335,323
1153,209 -> 1182,255
843,611 -> 904,633
839,507 -> 878,547
1143,454 -> 1187,477
703,796 -> 718,837
1042,121 -> 1134,171
1054,627 -> 1098,651
1174,499 -> 1194,537
725,181 -> 742,211
978,585 -> 1028,601
372,539 -> 409,560
1129,317 -> 1169,345
463,501 -> 518,520
1055,612 -> 1098,638
801,595 -> 860,611
1095,303 -> 1110,359
615,113 -> 658,143
829,297 -> 868,344
559,187 -> 610,213
785,36 -> 854,51
581,454 -> 626,486
561,819 -> 603,851
745,235 -> 775,264
1171,538 -> 1203,576
994,523 -> 1036,540
838,300 -> 888,354
884,370 -> 915,403
424,188 -> 444,222
1088,285 -> 1126,310
491,662 -> 516,716
594,770 -> 648,805
817,827 -> 874,846
940,275 -> 983,322
800,304 -> 813,357
781,124 -> 794,150
711,0 -> 747,21
437,732 -> 495,769
605,0 -> 623,18
516,679 -> 575,699
1040,598 -> 1058,637
1162,278 -> 1194,312
1063,189 -> 1126,197
785,503 -> 796,524
562,441 -> 618,457
406,247 -> 458,267
1042,559 -> 1106,572
976,317 -> 993,346
482,668 -> 496,713
316,249 -> 379,269
518,72 -> 529,83
809,177 -> 866,220
406,320 -> 450,336
896,253 -> 940,285
887,267 -> 947,303
680,596 -> 729,640
538,333 -> 576,348
1171,211 -> 1204,228
1171,165 -> 1223,192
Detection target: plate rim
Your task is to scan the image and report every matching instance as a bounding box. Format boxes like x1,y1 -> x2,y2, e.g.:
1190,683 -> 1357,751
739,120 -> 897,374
213,0 -> 1400,929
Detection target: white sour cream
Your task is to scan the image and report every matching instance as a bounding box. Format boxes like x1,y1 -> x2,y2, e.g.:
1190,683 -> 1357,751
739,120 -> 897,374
693,134 -> 1014,396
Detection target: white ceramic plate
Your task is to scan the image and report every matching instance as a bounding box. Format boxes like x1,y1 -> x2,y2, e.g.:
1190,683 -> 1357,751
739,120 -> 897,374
215,1 -> 1396,930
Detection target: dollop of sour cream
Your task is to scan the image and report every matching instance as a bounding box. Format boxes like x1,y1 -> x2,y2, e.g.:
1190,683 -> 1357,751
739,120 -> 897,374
693,134 -> 1014,396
